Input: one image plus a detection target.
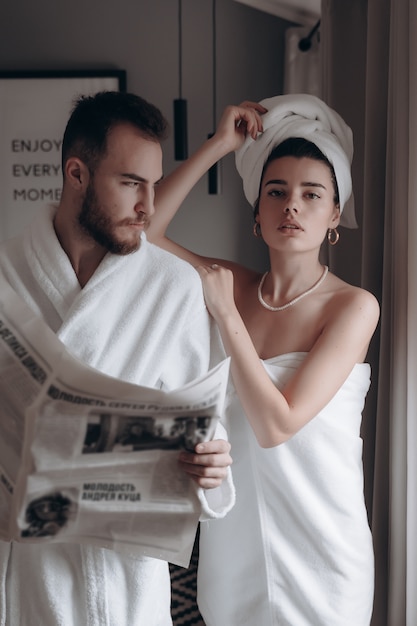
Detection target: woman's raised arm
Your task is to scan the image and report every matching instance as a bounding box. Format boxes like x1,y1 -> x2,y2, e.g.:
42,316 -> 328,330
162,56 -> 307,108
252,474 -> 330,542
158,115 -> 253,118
146,102 -> 266,267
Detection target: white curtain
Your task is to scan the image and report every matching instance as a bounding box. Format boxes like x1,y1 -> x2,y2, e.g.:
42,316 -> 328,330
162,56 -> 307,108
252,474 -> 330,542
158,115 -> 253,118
283,24 -> 321,96
407,7 -> 417,622
322,0 -> 417,624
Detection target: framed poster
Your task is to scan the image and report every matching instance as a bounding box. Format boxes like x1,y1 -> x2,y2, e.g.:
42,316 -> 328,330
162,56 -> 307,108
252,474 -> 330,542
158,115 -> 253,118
0,70 -> 126,241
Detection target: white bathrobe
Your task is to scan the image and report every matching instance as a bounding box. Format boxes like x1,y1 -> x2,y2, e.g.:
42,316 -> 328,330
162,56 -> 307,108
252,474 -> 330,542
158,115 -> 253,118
198,353 -> 374,626
0,205 -> 234,626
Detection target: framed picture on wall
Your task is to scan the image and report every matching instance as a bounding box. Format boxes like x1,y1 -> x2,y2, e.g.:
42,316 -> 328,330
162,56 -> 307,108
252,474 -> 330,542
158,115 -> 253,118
0,69 -> 127,241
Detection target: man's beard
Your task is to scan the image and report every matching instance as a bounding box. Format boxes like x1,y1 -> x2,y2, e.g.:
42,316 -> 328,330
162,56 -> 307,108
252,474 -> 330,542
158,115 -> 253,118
78,181 -> 144,255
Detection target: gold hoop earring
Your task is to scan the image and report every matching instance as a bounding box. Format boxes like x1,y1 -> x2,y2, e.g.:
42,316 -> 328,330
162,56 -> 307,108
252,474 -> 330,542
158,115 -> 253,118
253,222 -> 262,238
327,228 -> 340,245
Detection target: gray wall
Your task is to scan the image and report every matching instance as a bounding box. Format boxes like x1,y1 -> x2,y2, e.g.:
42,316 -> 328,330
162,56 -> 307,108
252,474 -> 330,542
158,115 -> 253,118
0,0 -> 292,271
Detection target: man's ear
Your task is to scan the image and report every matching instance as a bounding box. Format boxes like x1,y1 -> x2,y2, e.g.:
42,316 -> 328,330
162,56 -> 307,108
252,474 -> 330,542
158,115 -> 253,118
64,157 -> 89,190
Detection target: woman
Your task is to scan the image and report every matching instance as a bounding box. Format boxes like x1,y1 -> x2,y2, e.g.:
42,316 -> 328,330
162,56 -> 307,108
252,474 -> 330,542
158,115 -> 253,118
149,95 -> 379,626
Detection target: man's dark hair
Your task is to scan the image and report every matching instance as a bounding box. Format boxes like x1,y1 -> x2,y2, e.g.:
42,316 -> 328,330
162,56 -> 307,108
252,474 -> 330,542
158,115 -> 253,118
254,137 -> 340,218
61,91 -> 169,174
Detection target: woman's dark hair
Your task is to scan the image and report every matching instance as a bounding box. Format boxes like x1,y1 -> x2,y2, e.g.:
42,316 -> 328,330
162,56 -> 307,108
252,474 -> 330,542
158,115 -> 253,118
61,91 -> 168,175
253,137 -> 340,218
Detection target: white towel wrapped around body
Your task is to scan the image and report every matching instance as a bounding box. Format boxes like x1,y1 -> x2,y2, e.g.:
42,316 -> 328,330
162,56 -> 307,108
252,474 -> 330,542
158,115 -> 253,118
235,93 -> 357,228
198,352 -> 374,626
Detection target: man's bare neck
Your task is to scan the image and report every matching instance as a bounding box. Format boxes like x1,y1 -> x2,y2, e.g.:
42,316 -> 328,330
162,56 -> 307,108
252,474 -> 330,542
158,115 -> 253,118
53,208 -> 106,288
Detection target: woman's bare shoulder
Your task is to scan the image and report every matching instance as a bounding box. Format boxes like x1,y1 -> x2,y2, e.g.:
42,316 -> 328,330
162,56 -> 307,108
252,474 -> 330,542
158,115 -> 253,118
326,273 -> 380,328
330,273 -> 379,303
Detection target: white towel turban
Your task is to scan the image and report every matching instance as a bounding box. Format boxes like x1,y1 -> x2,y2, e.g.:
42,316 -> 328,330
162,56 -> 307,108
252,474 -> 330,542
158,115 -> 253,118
235,94 -> 357,228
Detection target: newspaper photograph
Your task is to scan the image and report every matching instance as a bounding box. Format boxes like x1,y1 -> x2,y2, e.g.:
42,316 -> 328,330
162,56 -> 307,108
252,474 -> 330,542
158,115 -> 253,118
0,280 -> 230,567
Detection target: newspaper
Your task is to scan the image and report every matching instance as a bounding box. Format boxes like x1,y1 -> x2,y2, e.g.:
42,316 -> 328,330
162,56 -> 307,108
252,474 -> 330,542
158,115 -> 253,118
0,281 -> 230,567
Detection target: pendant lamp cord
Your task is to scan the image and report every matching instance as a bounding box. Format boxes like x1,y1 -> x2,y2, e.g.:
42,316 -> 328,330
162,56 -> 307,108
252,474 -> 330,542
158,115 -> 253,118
178,0 -> 183,98
212,0 -> 216,130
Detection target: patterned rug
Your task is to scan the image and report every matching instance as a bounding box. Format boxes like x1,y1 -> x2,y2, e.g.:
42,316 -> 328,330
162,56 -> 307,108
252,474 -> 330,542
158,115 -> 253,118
170,526 -> 206,626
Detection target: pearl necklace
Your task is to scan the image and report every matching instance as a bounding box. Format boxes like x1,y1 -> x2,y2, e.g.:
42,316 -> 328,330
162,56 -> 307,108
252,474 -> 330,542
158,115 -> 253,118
257,265 -> 329,312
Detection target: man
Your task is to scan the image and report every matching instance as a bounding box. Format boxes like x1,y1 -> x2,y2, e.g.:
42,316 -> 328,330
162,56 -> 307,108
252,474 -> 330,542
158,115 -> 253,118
0,91 -> 233,625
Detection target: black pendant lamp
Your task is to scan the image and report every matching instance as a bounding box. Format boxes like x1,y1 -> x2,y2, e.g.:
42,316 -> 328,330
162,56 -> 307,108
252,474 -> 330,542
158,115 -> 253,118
208,0 -> 221,194
174,0 -> 188,160
298,19 -> 321,52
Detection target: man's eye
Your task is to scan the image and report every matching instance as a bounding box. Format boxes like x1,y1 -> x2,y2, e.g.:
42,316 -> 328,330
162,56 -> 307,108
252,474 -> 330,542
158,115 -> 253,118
124,181 -> 140,188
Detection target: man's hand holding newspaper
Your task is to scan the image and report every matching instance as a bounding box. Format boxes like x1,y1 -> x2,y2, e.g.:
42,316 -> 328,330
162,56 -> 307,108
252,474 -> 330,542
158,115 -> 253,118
0,281 -> 230,567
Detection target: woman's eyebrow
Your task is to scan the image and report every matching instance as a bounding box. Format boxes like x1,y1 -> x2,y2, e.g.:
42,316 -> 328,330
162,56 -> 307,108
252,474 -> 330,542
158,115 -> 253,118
264,178 -> 327,190
264,178 -> 287,186
301,181 -> 327,189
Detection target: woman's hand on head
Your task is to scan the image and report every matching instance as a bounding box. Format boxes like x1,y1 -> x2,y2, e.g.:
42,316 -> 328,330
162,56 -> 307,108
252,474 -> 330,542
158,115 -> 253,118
213,101 -> 267,153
